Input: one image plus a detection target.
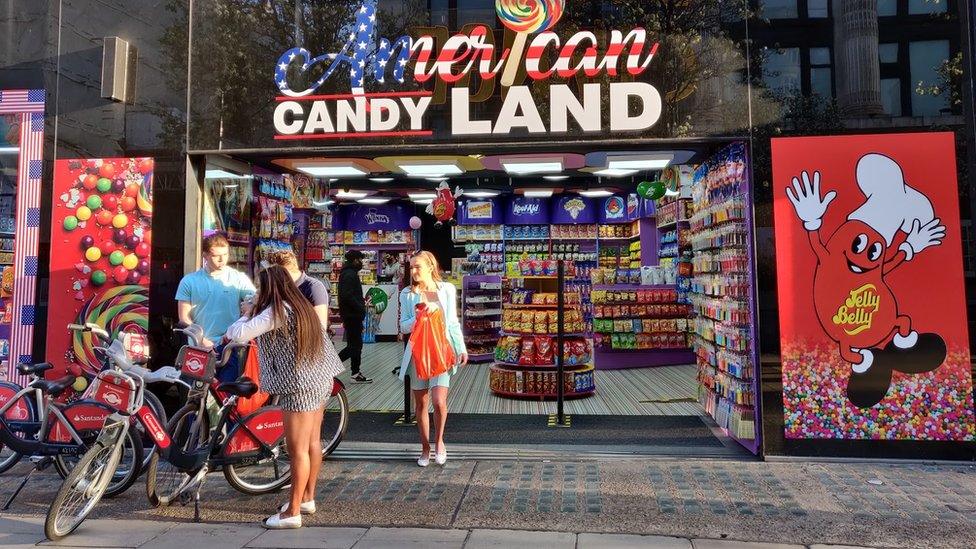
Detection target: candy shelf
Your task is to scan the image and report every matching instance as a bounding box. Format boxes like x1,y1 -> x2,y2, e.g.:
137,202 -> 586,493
462,275 -> 502,363
494,360 -> 591,370
489,363 -> 596,400
500,331 -> 590,338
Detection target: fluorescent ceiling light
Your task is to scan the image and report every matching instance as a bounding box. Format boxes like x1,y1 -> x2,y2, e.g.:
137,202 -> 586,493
543,175 -> 569,181
311,199 -> 334,207
426,177 -> 449,182
335,190 -> 369,199
463,190 -> 501,198
358,197 -> 392,204
606,153 -> 673,171
578,189 -> 614,198
408,193 -> 437,200
0,147 -> 19,154
592,168 -> 638,177
411,198 -> 433,204
523,189 -> 553,198
501,159 -> 563,175
398,161 -> 464,177
369,177 -> 394,182
205,169 -> 251,179
294,164 -> 368,177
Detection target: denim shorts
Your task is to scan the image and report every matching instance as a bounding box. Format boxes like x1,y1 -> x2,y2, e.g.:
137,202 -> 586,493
407,360 -> 451,391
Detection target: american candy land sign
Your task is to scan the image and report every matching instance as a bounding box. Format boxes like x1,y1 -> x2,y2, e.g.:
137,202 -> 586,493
272,1 -> 662,140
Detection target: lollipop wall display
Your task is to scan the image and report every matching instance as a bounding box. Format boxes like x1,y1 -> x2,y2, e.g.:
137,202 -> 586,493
495,0 -> 565,87
71,285 -> 148,374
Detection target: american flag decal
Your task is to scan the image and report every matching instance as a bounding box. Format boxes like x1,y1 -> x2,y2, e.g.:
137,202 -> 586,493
1,89 -> 44,386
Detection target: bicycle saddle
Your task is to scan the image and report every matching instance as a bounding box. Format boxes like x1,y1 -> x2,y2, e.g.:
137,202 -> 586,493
17,362 -> 54,376
30,374 -> 77,397
217,378 -> 258,398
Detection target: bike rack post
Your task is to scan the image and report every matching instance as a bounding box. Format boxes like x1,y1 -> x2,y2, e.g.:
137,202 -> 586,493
1,457 -> 52,510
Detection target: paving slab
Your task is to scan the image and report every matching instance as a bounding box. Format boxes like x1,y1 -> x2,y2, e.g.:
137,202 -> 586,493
465,529 -> 576,549
691,541 -> 804,549
247,527 -> 367,549
0,532 -> 48,547
578,533 -> 693,549
809,546 -> 878,549
139,522 -> 265,549
38,519 -> 174,547
360,527 -> 468,542
0,514 -> 44,534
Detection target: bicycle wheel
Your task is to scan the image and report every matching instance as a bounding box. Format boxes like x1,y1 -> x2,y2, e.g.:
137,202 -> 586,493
44,425 -> 125,540
223,415 -> 292,495
146,404 -> 207,507
0,388 -> 36,475
137,391 -> 167,472
54,425 -> 142,498
321,389 -> 349,457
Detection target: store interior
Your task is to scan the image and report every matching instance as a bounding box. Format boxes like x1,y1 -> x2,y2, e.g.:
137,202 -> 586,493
202,142 -> 760,454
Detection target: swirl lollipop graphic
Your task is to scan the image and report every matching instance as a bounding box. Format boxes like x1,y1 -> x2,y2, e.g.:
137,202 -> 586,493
496,0 -> 565,87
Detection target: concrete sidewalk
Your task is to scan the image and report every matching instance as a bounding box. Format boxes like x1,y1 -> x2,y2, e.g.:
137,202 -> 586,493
1,456 -> 974,548
0,515 -> 875,549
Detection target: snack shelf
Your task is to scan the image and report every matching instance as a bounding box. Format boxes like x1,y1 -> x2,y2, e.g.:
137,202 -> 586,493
468,353 -> 494,361
500,331 -> 590,338
489,388 -> 595,400
505,303 -> 582,310
465,309 -> 503,317
591,284 -> 674,291
493,361 -> 592,371
488,363 -> 596,400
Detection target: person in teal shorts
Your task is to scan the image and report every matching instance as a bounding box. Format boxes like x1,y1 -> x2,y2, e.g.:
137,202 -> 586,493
398,251 -> 467,467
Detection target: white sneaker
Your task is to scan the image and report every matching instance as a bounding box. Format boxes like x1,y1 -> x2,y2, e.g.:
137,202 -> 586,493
262,513 -> 302,529
417,454 -> 430,467
434,451 -> 447,465
279,501 -> 316,515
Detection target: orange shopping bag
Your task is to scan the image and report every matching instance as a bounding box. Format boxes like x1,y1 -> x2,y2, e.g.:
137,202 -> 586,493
237,341 -> 270,415
409,304 -> 456,380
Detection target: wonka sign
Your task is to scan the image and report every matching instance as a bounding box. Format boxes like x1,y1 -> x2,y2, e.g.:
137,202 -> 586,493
273,1 -> 661,139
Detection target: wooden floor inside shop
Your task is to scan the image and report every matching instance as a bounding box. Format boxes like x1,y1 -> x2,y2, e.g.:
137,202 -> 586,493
332,341 -> 704,416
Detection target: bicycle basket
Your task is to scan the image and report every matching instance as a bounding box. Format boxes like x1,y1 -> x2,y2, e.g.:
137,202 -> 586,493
176,345 -> 216,383
91,370 -> 141,414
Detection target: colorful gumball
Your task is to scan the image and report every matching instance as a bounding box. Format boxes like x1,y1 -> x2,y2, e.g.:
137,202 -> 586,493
83,174 -> 98,190
135,242 -> 151,258
125,235 -> 140,250
121,196 -> 136,212
91,269 -> 107,286
85,247 -> 102,262
76,206 -> 92,221
126,270 -> 142,284
122,253 -> 139,270
124,184 -> 140,198
111,179 -> 126,193
112,214 -> 128,229
99,241 -> 116,255
98,163 -> 116,179
112,266 -> 129,284
112,228 -> 127,244
102,195 -> 118,211
86,195 -> 102,210
72,377 -> 88,392
63,216 -> 78,231
96,178 -> 112,193
136,259 -> 150,274
138,158 -> 153,174
142,230 -> 152,245
109,250 -> 125,266
79,235 -> 95,250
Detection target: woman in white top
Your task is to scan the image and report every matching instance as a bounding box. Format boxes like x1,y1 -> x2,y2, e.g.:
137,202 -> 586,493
226,266 -> 344,530
398,251 -> 468,467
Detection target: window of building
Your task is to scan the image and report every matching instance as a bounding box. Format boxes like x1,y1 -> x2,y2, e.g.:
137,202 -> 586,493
808,47 -> 833,97
760,0 -> 798,19
880,78 -> 903,116
908,0 -> 949,14
909,40 -> 950,116
763,47 -> 801,93
878,0 -> 898,16
878,43 -> 899,64
807,0 -> 829,18
457,0 -> 495,27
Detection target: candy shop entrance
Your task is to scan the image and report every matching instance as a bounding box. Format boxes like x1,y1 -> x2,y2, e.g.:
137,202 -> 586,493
202,140 -> 761,457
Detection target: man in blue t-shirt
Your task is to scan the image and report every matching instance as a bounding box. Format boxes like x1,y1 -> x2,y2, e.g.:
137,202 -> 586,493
176,233 -> 256,381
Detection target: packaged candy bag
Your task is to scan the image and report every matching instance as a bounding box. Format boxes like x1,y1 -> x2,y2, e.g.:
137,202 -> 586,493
518,338 -> 536,365
535,336 -> 554,364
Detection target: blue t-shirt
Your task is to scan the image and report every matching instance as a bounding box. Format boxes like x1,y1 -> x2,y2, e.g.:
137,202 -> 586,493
175,267 -> 256,341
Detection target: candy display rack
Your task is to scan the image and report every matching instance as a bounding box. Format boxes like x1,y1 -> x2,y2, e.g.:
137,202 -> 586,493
688,143 -> 760,453
462,275 -> 502,363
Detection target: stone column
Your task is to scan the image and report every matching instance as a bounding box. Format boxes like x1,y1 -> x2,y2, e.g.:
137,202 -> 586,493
834,0 -> 884,116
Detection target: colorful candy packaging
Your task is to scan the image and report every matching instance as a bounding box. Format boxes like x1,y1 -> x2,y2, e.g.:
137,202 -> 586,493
518,338 -> 536,365
535,336 -> 554,364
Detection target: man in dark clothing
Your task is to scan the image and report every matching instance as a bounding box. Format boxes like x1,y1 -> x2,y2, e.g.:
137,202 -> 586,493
337,250 -> 371,383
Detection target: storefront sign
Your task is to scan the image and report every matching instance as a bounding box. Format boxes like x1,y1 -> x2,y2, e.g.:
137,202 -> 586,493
772,133 -> 974,442
551,195 -> 594,224
47,158 -> 153,380
272,2 -> 661,139
344,202 -> 412,231
598,195 -> 627,223
458,198 -> 501,224
504,196 -> 549,225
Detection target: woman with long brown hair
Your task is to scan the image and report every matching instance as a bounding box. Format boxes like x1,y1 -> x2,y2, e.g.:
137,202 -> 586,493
226,265 -> 344,529
398,251 -> 467,467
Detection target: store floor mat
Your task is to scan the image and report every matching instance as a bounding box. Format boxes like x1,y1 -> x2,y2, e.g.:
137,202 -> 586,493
342,412 -> 726,448
337,341 -> 703,415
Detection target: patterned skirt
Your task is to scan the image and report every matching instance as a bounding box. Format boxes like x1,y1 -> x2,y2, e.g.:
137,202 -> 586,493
276,378 -> 333,412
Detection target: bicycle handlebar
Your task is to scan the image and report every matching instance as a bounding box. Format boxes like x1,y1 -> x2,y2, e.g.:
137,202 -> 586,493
67,322 -> 111,342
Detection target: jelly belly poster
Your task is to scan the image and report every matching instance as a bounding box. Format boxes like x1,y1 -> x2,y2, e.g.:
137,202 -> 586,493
47,158 -> 153,380
772,133 -> 974,441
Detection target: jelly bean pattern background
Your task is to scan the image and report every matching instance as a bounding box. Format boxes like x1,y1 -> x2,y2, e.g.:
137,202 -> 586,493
771,133 -> 974,441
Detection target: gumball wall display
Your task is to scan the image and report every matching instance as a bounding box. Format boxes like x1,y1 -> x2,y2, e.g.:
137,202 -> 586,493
49,156 -> 154,381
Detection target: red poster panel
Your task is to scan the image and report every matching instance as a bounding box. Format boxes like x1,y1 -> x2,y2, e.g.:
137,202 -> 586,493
772,133 -> 974,441
47,158 -> 153,380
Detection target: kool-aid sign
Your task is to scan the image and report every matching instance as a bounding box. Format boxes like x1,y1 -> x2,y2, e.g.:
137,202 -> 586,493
505,196 -> 550,225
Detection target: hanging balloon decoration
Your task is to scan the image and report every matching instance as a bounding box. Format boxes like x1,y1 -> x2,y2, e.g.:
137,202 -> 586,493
636,181 -> 653,199
409,216 -> 422,230
426,182 -> 462,226
647,180 -> 667,200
